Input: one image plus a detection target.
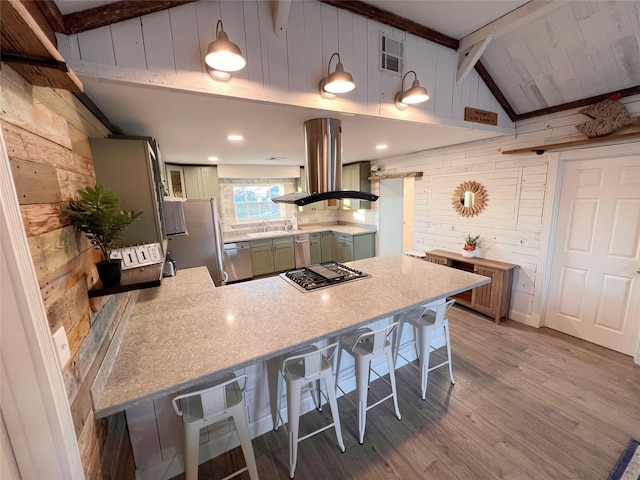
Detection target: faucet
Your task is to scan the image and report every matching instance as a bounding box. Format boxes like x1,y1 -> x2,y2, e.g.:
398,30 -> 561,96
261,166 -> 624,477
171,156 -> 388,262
262,219 -> 267,232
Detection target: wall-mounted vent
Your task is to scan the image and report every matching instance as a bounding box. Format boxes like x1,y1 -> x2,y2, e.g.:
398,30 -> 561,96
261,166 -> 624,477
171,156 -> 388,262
380,34 -> 403,74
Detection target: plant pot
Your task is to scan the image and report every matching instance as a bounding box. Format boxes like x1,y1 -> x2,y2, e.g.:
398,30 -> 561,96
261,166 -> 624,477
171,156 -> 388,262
462,248 -> 477,258
97,259 -> 122,287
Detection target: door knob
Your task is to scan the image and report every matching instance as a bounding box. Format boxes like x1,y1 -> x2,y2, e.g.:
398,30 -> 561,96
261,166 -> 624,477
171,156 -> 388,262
637,268 -> 640,275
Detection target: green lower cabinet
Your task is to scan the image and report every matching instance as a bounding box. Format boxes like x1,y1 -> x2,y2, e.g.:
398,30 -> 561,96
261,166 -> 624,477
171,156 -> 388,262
353,233 -> 375,260
310,233 -> 322,264
333,232 -> 376,263
250,236 -> 294,276
250,239 -> 276,276
334,233 -> 353,263
321,231 -> 333,263
273,236 -> 295,271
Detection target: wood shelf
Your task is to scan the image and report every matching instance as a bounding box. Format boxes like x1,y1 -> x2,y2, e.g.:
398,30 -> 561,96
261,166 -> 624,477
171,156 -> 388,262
501,129 -> 640,154
88,263 -> 163,298
1,0 -> 83,92
368,171 -> 423,181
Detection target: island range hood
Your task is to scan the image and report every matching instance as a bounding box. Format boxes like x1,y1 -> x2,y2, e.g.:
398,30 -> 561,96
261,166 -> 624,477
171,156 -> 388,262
272,118 -> 379,206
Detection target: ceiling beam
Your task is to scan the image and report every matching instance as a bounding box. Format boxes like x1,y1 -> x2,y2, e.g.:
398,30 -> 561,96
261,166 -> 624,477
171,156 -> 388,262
457,37 -> 491,86
319,0 -> 459,50
458,1 -> 568,54
63,0 -> 194,34
515,85 -> 640,121
474,61 -> 518,122
273,0 -> 292,40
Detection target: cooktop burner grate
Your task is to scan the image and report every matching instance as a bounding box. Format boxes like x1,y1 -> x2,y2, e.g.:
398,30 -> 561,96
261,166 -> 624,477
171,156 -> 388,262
281,262 -> 370,292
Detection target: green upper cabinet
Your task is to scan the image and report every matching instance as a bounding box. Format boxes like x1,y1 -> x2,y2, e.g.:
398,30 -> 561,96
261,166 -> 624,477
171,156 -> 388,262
166,165 -> 185,198
341,162 -> 372,210
167,164 -> 221,211
182,166 -> 220,200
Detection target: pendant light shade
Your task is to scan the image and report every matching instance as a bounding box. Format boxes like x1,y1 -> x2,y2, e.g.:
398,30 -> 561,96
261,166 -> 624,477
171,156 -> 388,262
319,53 -> 355,99
205,20 -> 246,78
394,71 -> 429,110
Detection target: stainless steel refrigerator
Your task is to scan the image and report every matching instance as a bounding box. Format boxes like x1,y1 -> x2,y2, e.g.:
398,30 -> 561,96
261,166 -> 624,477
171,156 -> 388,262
167,198 -> 227,286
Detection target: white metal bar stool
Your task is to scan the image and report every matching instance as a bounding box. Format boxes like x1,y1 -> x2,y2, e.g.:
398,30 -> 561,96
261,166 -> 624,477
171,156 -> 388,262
171,374 -> 259,480
274,343 -> 346,478
394,299 -> 456,400
335,322 -> 401,444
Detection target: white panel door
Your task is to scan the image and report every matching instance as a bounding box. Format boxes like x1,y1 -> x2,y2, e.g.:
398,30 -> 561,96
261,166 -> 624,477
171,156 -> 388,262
545,155 -> 640,355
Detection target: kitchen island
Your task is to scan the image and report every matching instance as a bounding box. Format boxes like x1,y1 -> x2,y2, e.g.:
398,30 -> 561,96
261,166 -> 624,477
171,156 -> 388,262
91,255 -> 489,478
93,255 -> 489,418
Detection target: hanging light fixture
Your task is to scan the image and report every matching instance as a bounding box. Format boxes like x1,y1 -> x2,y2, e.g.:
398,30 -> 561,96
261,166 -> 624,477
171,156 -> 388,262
318,52 -> 355,99
204,19 -> 246,80
394,70 -> 429,110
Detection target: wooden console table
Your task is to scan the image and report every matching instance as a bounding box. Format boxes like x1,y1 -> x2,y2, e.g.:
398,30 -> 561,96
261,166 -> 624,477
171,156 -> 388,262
426,250 -> 518,324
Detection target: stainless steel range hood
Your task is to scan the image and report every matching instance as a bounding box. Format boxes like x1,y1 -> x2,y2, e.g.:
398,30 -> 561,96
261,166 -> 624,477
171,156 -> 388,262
272,118 -> 379,206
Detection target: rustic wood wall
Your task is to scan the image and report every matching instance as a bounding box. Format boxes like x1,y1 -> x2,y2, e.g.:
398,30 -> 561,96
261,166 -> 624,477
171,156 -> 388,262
1,64 -> 135,480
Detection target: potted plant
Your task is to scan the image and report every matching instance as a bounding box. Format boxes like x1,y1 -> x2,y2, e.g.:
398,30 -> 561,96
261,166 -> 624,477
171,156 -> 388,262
462,234 -> 480,258
62,184 -> 142,287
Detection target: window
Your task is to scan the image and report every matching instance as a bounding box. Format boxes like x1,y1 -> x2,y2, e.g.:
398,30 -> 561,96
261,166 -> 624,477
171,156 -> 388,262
233,185 -> 284,221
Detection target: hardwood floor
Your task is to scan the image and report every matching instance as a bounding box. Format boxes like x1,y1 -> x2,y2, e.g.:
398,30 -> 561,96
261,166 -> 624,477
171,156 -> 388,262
176,307 -> 640,480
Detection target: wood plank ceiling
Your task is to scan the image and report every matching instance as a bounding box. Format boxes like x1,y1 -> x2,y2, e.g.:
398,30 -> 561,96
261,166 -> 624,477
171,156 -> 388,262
4,0 -> 640,121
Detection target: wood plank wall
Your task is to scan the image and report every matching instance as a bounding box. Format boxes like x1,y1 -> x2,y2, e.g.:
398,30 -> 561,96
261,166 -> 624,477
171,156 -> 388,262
1,64 -> 135,480
340,94 -> 640,328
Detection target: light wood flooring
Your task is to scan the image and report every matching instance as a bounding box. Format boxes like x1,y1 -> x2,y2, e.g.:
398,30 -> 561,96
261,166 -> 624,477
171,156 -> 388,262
174,306 -> 640,480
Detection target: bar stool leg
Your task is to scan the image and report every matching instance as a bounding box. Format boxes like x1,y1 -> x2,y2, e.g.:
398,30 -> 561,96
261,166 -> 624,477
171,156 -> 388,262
386,350 -> 402,420
393,315 -> 403,366
418,324 -> 433,401
232,410 -> 260,480
322,371 -> 346,452
355,355 -> 370,444
182,423 -> 200,480
444,321 -> 455,385
287,381 -> 302,478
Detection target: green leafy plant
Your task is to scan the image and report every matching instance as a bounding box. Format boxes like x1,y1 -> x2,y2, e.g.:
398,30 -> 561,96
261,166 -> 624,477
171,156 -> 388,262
463,234 -> 480,251
61,185 -> 142,261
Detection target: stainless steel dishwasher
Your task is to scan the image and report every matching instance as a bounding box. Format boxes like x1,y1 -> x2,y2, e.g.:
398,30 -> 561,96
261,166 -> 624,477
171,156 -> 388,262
223,242 -> 252,282
294,233 -> 311,268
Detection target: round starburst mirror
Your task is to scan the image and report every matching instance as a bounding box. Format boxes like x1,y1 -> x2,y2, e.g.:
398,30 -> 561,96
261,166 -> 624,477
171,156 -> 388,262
452,181 -> 487,217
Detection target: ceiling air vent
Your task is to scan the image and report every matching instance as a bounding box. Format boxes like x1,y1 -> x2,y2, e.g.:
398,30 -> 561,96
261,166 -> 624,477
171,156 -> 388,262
380,34 -> 403,75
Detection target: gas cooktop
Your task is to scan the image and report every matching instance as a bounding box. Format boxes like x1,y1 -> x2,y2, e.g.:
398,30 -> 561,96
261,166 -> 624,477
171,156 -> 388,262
280,262 -> 370,292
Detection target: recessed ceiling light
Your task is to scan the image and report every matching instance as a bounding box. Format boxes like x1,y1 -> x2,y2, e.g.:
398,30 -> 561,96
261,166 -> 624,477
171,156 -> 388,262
208,156 -> 219,162
376,144 -> 388,150
227,134 -> 243,141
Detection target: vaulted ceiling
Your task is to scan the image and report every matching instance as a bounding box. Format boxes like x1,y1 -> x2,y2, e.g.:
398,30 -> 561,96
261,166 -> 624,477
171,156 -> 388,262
2,0 -> 639,165
42,0 -> 640,121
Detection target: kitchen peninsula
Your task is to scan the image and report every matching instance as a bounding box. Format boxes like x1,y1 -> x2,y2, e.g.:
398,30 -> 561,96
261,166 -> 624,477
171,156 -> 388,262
91,255 -> 490,477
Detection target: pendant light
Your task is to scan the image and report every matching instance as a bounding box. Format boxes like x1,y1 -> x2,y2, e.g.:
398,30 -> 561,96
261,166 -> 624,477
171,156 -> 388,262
319,53 -> 355,99
394,70 -> 429,110
205,19 -> 246,79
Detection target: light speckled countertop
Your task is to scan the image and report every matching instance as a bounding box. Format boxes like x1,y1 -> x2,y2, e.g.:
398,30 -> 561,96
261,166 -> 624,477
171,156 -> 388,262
91,255 -> 489,418
223,224 -> 376,243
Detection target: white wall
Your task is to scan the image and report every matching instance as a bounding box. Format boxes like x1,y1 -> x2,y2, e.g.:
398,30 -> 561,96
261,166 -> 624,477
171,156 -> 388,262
344,95 -> 640,328
56,0 -> 514,135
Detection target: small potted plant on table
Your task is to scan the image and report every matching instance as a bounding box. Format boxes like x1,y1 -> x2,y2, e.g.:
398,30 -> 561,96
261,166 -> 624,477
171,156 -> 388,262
462,234 -> 480,258
62,184 -> 142,287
